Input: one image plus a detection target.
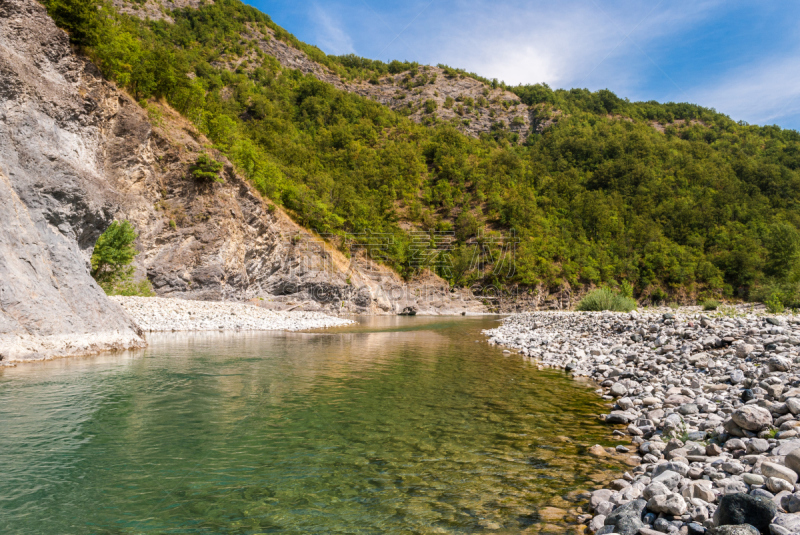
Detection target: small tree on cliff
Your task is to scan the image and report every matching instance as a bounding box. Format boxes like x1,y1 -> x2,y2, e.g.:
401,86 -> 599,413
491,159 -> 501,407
90,220 -> 153,295
190,153 -> 224,183
45,0 -> 104,47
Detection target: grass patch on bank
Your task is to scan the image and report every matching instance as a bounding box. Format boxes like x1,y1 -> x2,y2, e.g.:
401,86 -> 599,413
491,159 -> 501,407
576,288 -> 637,312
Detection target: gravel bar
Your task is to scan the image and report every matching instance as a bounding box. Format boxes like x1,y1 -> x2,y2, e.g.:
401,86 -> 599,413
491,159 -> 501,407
484,309 -> 800,535
112,296 -> 354,332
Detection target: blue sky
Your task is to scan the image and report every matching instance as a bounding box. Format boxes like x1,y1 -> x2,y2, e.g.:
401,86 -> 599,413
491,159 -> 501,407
245,0 -> 800,130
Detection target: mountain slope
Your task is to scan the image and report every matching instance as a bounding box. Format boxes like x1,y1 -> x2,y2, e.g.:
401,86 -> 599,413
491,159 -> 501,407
111,0 -> 535,142
42,0 -> 800,309
0,0 -> 486,361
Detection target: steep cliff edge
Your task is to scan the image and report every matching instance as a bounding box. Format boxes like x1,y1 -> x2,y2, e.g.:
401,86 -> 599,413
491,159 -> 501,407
0,0 -> 485,362
0,0 -> 145,361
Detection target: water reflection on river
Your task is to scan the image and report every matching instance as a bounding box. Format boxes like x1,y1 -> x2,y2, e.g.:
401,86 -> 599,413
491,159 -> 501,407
0,316 -> 625,533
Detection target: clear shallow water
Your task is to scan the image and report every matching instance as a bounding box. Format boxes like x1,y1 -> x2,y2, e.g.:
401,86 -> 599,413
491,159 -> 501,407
0,316 -> 622,534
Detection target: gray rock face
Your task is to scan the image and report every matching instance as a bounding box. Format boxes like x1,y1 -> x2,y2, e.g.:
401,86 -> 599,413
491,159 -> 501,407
0,0 -> 144,360
714,493 -> 777,535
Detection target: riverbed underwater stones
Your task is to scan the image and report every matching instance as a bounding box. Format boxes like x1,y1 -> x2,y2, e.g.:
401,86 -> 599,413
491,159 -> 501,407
0,317 -> 639,533
485,308 -> 800,535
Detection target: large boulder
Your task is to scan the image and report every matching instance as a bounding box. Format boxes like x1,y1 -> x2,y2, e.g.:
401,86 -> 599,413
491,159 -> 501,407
610,382 -> 628,397
643,481 -> 671,500
769,357 -> 792,372
652,470 -> 682,490
591,489 -> 614,508
762,462 -> 798,485
731,406 -> 773,431
604,498 -> 647,535
652,461 -> 690,478
713,493 -> 777,534
647,493 -> 688,515
786,398 -> 800,415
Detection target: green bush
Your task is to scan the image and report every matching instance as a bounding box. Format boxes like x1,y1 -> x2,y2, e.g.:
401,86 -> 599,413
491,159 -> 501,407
700,299 -> 720,311
619,280 -> 634,299
576,288 -> 637,312
190,153 -> 224,182
106,278 -> 156,297
423,99 -> 437,114
765,292 -> 785,314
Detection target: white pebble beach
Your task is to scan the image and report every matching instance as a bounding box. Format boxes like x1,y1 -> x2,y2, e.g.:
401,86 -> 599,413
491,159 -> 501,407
112,296 -> 354,332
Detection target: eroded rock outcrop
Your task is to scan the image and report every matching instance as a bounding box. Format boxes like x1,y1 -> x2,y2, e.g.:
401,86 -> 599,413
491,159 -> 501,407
0,0 -> 484,361
0,0 -> 145,361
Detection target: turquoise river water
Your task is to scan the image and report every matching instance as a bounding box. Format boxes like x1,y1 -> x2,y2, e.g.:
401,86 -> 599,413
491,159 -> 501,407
0,316 -> 623,534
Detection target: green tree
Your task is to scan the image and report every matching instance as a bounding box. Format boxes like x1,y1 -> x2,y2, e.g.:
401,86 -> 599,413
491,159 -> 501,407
765,222 -> 799,278
454,210 -> 479,242
45,0 -> 103,47
91,220 -> 138,286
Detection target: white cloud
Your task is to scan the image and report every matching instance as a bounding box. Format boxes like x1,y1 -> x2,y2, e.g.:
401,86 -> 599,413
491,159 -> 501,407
294,0 -> 800,128
309,4 -> 355,55
690,55 -> 800,127
392,0 -> 726,93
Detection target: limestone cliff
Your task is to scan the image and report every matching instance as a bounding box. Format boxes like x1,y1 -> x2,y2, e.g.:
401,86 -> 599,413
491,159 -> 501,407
0,0 -> 485,360
0,0 -> 145,361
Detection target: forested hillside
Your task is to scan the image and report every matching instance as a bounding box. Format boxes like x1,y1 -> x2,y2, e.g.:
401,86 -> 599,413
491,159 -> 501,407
44,0 -> 800,306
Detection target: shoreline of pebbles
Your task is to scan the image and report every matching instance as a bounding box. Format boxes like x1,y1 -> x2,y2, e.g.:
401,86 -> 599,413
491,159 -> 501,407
112,296 -> 355,332
484,308 -> 800,535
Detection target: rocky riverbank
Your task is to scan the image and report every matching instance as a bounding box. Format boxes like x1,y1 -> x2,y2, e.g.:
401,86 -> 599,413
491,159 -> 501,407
485,309 -> 800,535
113,296 -> 354,332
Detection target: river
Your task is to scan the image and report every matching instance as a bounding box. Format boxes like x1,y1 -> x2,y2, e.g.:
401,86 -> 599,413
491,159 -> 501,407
0,316 -> 623,534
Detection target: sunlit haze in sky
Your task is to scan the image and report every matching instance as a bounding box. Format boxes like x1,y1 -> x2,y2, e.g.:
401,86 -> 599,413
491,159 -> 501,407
245,0 -> 800,130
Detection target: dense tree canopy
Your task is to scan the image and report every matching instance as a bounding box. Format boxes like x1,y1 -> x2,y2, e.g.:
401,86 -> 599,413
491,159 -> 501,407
50,0 -> 800,305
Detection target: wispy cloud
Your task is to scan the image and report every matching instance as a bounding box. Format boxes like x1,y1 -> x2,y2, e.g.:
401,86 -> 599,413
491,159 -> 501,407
690,55 -> 800,127
429,0 -> 725,93
309,3 -> 355,55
